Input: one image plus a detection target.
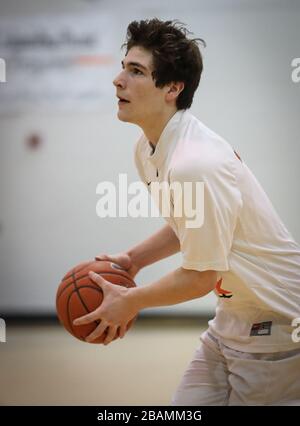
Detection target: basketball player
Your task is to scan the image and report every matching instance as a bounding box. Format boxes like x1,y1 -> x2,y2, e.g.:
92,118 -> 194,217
74,18 -> 300,405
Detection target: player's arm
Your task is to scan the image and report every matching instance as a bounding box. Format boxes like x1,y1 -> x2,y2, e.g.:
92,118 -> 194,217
96,224 -> 180,278
126,223 -> 180,271
128,267 -> 217,309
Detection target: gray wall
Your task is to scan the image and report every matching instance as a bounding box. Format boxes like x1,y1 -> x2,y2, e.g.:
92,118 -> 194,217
0,0 -> 299,315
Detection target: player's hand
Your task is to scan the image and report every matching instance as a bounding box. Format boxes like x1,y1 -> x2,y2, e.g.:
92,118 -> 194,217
95,252 -> 139,279
73,271 -> 139,345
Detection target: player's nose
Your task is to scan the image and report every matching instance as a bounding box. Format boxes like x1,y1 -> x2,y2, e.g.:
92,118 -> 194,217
113,72 -> 126,88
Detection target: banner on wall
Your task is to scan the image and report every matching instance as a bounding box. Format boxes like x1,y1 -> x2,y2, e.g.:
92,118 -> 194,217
0,13 -> 118,114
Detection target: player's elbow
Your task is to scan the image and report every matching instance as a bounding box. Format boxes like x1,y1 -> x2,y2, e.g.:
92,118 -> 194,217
181,268 -> 217,295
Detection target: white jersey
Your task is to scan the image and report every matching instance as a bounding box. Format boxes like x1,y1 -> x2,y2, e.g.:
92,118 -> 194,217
134,109 -> 300,352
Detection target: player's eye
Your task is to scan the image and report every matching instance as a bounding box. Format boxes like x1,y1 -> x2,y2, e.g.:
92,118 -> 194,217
132,68 -> 143,75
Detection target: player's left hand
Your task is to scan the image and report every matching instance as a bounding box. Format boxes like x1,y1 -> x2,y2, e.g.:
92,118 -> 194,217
73,271 -> 139,345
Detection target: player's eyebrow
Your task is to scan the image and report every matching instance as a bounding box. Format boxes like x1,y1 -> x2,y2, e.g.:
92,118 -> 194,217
121,60 -> 148,72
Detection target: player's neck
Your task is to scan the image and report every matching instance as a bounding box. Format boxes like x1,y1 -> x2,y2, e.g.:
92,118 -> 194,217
142,108 -> 177,148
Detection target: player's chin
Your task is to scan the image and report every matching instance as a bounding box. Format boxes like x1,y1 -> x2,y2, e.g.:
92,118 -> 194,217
117,111 -> 133,123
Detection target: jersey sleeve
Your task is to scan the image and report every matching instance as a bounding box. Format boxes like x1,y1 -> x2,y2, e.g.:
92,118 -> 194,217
170,155 -> 243,272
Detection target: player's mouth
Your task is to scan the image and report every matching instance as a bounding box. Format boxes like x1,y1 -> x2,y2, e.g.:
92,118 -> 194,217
117,96 -> 130,105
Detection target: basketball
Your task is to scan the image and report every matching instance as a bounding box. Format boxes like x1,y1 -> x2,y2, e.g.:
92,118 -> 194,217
56,260 -> 137,344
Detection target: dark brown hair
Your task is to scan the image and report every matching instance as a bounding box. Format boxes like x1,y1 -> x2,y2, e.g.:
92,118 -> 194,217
121,18 -> 206,110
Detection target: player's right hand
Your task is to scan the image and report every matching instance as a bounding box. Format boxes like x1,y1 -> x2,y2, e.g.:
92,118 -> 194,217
95,252 -> 139,279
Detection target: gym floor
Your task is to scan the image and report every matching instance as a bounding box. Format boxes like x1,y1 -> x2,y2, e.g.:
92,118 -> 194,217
0,316 -> 207,406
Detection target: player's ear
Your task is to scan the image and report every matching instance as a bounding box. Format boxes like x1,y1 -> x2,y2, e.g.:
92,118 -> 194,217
166,82 -> 184,100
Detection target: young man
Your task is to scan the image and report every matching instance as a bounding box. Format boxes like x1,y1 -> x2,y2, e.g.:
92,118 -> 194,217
74,19 -> 300,405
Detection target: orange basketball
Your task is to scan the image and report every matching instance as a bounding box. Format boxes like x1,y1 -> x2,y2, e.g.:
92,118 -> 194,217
56,260 -> 137,344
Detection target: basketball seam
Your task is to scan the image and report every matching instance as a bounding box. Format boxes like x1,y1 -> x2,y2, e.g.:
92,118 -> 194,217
66,285 -> 103,340
67,269 -> 103,340
61,262 -> 90,282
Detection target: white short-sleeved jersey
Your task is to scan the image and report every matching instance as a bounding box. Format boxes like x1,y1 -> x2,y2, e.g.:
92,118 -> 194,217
134,109 -> 300,352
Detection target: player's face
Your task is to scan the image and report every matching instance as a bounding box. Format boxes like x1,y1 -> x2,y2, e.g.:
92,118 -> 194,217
113,46 -> 168,126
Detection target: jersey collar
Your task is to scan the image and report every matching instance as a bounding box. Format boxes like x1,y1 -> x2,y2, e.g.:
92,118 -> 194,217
145,109 -> 190,169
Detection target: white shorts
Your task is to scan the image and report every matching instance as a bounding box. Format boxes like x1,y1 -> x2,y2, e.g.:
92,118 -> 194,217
171,331 -> 300,406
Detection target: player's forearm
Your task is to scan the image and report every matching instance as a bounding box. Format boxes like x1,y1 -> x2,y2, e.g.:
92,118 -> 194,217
129,267 -> 216,309
126,224 -> 180,272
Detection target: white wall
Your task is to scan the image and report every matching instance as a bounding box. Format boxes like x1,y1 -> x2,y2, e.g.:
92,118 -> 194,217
0,0 -> 299,315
